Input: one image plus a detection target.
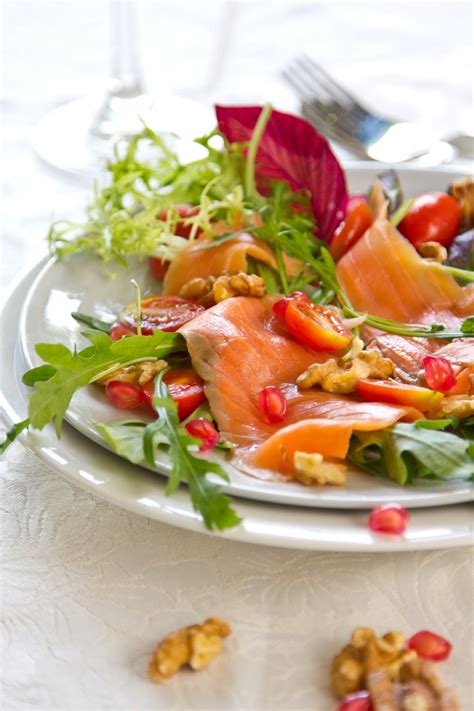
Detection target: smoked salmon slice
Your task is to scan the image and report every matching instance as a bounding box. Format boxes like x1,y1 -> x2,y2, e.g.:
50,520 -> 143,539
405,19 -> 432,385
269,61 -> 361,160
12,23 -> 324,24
179,296 -> 421,473
162,233 -> 277,296
337,220 -> 474,377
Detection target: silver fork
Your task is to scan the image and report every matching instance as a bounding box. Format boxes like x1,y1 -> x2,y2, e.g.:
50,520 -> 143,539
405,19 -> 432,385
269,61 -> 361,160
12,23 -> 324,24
282,55 -> 452,162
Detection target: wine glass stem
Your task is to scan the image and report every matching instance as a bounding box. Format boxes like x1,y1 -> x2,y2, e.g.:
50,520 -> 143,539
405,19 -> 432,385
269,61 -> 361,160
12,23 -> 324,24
109,0 -> 144,98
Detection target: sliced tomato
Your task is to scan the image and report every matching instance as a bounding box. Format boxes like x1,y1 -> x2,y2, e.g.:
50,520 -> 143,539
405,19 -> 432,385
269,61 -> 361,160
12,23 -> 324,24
272,291 -> 310,320
398,192 -> 462,249
121,296 -> 205,334
285,301 -> 352,352
143,368 -> 206,421
356,379 -> 443,412
330,201 -> 373,261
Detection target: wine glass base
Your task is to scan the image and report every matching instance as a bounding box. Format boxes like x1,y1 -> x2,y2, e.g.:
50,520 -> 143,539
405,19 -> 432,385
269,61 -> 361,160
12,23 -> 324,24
33,94 -> 215,182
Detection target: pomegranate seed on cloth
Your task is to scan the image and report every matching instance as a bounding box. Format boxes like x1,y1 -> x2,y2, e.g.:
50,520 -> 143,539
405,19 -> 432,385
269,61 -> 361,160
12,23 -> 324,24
337,691 -> 373,711
408,630 -> 452,661
368,504 -> 409,535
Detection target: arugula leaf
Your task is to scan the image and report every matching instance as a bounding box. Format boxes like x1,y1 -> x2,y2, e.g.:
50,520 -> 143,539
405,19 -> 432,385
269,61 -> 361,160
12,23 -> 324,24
415,418 -> 459,431
461,316 -> 474,334
26,330 -> 183,436
0,419 -> 30,454
143,371 -> 241,530
350,422 -> 474,485
22,365 -> 56,386
71,311 -> 114,332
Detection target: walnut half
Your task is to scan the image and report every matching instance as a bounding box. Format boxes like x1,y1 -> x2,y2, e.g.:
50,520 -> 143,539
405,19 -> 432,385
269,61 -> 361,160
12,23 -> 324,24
180,272 -> 265,306
294,451 -> 347,486
297,350 -> 394,394
148,618 -> 231,682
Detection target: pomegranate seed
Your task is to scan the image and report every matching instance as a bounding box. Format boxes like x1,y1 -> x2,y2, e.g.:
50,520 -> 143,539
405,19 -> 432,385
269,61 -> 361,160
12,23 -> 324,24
105,381 -> 145,409
337,691 -> 373,711
408,630 -> 452,661
272,291 -> 310,319
185,418 -> 219,451
368,504 -> 409,535
109,322 -> 135,340
258,386 -> 288,424
423,355 -> 457,392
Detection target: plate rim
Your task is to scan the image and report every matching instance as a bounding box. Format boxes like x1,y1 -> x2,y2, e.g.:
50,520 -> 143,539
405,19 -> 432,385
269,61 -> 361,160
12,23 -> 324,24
2,255 -> 474,552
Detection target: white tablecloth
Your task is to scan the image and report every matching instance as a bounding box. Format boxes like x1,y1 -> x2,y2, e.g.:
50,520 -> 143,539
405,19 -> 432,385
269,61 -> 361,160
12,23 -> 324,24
2,3 -> 473,709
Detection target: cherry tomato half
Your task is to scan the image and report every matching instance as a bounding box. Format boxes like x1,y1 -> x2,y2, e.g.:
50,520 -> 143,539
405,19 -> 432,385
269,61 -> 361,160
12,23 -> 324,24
285,301 -> 352,352
121,296 -> 205,334
109,322 -> 136,341
143,368 -> 206,421
105,381 -> 145,409
272,292 -> 310,320
398,192 -> 462,249
356,378 -> 444,412
330,200 -> 373,261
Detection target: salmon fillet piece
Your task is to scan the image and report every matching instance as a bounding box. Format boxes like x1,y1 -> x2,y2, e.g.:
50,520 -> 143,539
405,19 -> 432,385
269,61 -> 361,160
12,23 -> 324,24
162,233 -> 277,296
179,296 -> 420,472
337,220 -> 474,378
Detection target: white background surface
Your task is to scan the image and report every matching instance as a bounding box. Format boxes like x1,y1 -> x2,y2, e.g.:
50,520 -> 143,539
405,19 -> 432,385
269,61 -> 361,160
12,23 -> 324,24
1,2 -> 473,709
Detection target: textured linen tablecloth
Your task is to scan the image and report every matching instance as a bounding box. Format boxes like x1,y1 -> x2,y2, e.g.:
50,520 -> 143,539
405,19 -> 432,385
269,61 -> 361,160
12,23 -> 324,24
1,2 -> 473,709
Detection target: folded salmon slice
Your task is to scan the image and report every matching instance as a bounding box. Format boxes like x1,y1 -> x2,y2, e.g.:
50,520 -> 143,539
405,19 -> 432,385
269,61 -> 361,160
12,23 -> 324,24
179,296 -> 420,473
162,233 -> 277,296
337,220 -> 474,377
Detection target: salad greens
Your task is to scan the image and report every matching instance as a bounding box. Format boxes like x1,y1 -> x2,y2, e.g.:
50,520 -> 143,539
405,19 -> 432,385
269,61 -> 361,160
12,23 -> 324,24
350,421 -> 474,486
142,370 -> 240,530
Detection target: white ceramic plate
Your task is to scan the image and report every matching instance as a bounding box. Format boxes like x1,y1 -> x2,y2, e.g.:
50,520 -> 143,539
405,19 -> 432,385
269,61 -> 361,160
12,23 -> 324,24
2,255 -> 474,551
18,165 -> 473,510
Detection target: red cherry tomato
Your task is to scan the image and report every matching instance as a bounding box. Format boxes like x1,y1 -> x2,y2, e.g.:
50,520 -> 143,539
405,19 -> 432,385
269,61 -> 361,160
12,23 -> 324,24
258,386 -> 288,424
398,192 -> 462,249
407,630 -> 452,661
272,292 -> 310,320
423,356 -> 457,392
185,418 -> 219,451
148,257 -> 169,280
337,691 -> 373,711
121,296 -> 205,334
330,201 -> 373,261
368,504 -> 409,535
285,301 -> 352,352
109,322 -> 136,341
356,378 -> 444,412
105,381 -> 145,410
143,368 -> 206,421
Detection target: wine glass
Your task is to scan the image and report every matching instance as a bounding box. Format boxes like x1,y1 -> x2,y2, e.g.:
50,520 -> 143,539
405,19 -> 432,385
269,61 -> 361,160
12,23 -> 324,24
33,1 -> 215,181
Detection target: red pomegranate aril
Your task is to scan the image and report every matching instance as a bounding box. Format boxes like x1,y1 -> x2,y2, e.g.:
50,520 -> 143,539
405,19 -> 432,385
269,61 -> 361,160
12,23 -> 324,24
105,381 -> 145,409
272,291 -> 310,319
423,355 -> 457,392
407,630 -> 452,661
109,322 -> 135,340
258,386 -> 288,424
337,691 -> 373,711
185,418 -> 219,451
368,504 -> 409,535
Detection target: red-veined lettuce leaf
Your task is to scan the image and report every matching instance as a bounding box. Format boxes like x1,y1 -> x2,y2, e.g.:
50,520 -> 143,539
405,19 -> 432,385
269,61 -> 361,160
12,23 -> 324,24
215,104 -> 348,241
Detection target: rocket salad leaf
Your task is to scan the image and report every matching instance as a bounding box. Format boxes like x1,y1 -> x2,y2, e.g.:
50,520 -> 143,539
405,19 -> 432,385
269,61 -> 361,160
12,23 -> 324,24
350,422 -> 474,486
142,370 -> 241,530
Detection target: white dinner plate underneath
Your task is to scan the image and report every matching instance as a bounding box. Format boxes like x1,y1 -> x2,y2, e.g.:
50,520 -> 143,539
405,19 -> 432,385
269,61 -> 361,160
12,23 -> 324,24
18,164 -> 473,510
2,255 -> 473,551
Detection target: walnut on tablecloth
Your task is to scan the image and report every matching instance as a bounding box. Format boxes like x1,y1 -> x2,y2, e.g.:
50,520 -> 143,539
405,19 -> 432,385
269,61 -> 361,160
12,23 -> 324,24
148,618 -> 231,682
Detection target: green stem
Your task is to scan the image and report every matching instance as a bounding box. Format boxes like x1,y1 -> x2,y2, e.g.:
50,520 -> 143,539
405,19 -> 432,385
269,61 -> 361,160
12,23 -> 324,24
130,279 -> 142,336
439,264 -> 474,283
244,103 -> 273,200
